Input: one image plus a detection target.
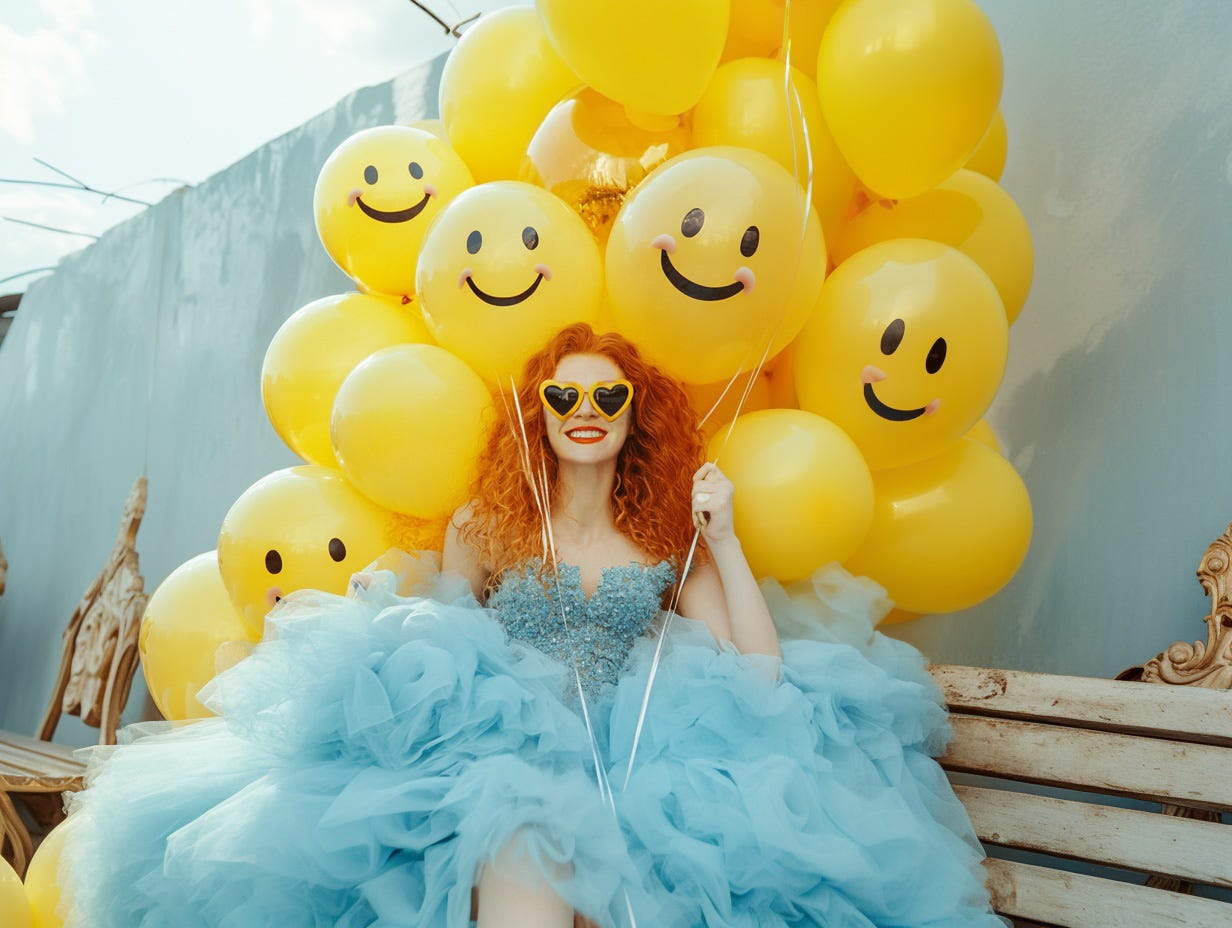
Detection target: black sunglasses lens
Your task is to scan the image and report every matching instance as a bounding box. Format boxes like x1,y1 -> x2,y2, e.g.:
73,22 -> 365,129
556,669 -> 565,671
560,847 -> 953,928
543,385 -> 579,417
592,384 -> 630,417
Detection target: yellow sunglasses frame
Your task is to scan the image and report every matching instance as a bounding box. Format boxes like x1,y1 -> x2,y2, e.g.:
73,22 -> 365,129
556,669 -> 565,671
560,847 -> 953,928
538,379 -> 634,421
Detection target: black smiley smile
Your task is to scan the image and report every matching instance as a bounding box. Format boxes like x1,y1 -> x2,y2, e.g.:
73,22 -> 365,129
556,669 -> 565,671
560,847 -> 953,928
863,383 -> 928,422
659,250 -> 745,302
465,273 -> 545,307
355,190 -> 432,224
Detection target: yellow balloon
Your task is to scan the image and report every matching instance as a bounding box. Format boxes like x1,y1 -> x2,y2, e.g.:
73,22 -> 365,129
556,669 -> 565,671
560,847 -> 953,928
440,7 -> 581,184
218,465 -> 396,636
693,57 -> 855,248
521,88 -> 692,244
833,169 -> 1034,323
331,345 -> 493,519
781,0 -> 843,72
710,409 -> 874,582
139,552 -> 257,721
314,126 -> 473,300
0,857 -> 30,928
721,0 -> 785,61
966,418 -> 1001,453
845,439 -> 1032,614
965,107 -> 1007,181
536,0 -> 728,118
795,239 -> 1007,470
817,0 -> 1002,198
606,147 -> 825,384
25,818 -> 77,928
262,292 -> 433,467
404,117 -> 447,139
416,182 -> 604,385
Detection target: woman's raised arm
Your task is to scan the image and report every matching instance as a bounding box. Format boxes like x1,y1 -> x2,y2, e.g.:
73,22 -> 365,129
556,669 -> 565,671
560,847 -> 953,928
443,501 -> 491,602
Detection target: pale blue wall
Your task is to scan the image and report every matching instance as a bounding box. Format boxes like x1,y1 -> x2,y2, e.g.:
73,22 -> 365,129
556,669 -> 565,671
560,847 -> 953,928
888,1 -> 1232,680
0,58 -> 445,744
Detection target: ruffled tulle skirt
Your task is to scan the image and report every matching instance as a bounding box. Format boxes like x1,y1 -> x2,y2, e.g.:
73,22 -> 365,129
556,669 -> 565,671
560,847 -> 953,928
59,558 -> 1002,927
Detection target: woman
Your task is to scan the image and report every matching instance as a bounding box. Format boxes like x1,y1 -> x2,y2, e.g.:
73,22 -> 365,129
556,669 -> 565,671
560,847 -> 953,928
61,324 -> 1001,927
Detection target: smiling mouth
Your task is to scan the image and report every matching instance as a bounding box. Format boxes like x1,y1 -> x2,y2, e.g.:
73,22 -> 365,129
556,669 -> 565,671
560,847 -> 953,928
565,426 -> 607,444
658,249 -> 749,301
354,190 -> 432,223
863,382 -> 931,422
462,272 -> 546,307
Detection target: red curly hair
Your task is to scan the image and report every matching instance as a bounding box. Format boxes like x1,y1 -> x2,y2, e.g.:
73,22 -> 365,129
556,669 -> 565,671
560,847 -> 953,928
460,324 -> 705,592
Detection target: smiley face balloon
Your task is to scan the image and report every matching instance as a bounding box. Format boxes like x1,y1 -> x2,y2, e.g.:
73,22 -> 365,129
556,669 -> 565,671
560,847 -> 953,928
314,126 -> 473,300
217,465 -> 394,636
794,239 -> 1008,470
606,146 -> 825,384
416,181 -> 603,384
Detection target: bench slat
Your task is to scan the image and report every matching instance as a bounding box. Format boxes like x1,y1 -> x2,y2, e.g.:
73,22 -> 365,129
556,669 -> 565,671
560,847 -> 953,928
984,858 -> 1232,928
941,716 -> 1232,811
0,730 -> 86,791
930,665 -> 1232,746
955,784 -> 1232,888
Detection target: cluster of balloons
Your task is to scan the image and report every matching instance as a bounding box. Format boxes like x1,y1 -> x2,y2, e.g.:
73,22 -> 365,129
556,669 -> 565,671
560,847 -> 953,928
135,0 -> 1034,730
0,817 -> 71,927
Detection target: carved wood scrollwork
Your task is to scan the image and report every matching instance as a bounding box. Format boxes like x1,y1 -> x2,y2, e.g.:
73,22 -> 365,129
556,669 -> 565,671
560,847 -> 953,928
1116,521 -> 1232,895
1139,523 -> 1232,689
37,477 -> 148,745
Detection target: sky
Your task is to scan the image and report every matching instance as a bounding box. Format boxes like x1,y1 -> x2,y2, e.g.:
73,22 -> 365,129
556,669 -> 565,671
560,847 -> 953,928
0,0 -> 515,295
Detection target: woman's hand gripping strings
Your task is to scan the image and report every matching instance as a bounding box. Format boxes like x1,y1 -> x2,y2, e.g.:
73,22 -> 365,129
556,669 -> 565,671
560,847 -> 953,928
679,462 -> 782,660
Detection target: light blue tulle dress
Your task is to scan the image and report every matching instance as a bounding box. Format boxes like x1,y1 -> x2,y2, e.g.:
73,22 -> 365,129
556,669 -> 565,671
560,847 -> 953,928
60,552 -> 1003,927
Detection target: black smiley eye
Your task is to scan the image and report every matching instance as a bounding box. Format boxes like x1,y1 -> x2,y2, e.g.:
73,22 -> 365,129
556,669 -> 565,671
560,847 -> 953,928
328,538 -> 346,562
265,549 -> 283,575
409,161 -> 423,179
881,319 -> 906,355
522,226 -> 539,250
926,337 -> 947,374
740,225 -> 760,258
363,165 -> 378,185
467,230 -> 482,254
681,207 -> 704,238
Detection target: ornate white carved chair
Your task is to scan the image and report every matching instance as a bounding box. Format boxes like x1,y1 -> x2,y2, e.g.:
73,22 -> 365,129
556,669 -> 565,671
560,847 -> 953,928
0,477 -> 148,877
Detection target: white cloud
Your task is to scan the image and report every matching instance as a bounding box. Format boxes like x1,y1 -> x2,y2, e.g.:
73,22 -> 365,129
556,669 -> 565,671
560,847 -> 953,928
0,1 -> 98,144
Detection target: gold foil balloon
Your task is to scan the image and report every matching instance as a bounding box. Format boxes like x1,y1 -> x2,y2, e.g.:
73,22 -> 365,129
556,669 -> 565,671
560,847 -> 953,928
965,107 -> 1008,181
0,857 -> 30,928
606,147 -> 825,384
417,181 -> 603,384
817,0 -> 1002,198
439,6 -> 580,183
710,409 -> 874,582
535,0 -> 729,118
331,345 -> 493,519
833,169 -> 1034,323
262,292 -> 433,467
139,552 -> 257,721
218,465 -> 395,636
795,239 -> 1008,471
692,57 -> 855,248
522,88 -> 692,244
845,439 -> 1032,614
314,126 -> 473,300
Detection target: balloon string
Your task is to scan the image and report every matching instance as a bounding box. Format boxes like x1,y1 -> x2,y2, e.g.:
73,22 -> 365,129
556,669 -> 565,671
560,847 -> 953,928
625,0 -> 819,789
499,382 -> 639,925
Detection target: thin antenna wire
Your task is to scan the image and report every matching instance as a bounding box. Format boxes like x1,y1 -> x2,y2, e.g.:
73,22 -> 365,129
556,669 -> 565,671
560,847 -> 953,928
33,157 -> 154,206
4,217 -> 98,240
0,178 -> 151,207
406,0 -> 478,37
0,267 -> 56,287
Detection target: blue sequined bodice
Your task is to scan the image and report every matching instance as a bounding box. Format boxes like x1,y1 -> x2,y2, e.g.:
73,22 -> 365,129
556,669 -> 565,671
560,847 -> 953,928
488,560 -> 677,695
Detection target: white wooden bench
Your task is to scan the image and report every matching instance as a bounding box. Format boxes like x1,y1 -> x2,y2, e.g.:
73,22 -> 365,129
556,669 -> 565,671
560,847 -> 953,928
930,522 -> 1232,927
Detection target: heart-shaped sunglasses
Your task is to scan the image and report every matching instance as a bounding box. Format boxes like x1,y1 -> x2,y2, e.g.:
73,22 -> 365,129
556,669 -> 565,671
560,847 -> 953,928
539,380 -> 634,421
